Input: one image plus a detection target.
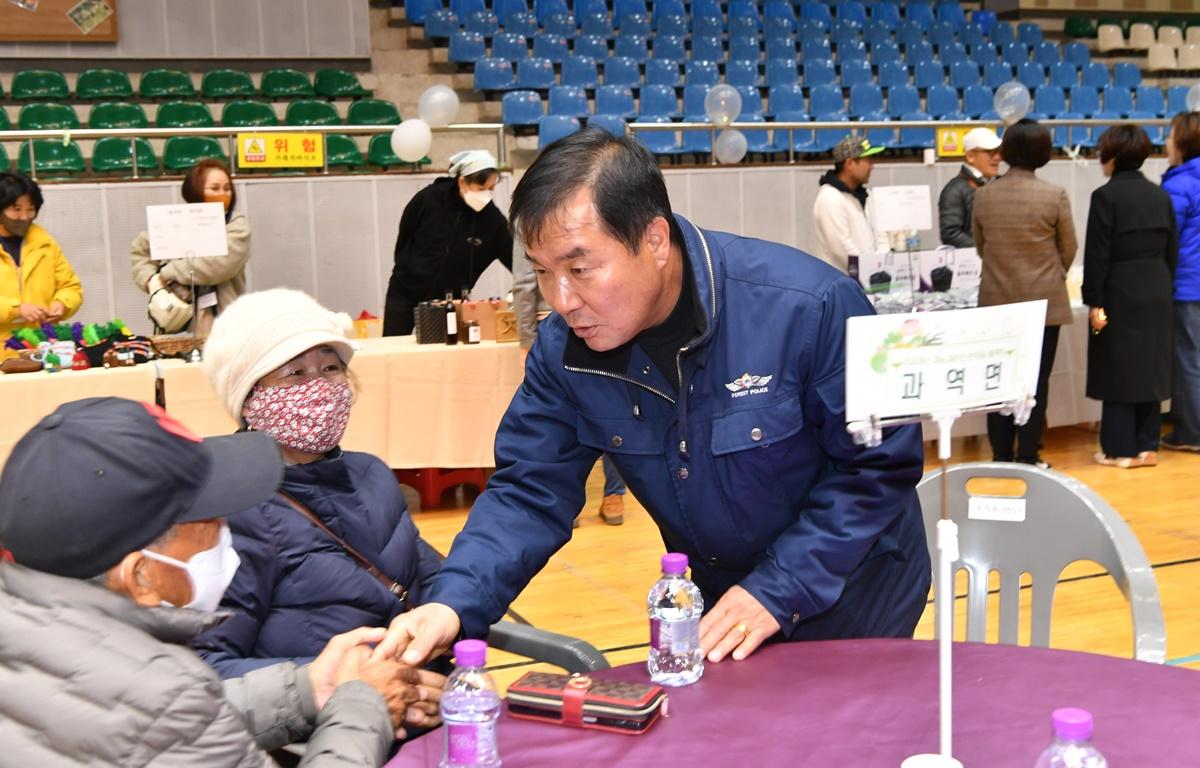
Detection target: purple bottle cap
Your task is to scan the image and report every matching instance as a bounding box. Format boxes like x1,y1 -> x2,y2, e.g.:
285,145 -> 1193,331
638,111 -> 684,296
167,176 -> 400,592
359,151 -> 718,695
453,639 -> 487,667
1051,708 -> 1094,742
661,552 -> 688,575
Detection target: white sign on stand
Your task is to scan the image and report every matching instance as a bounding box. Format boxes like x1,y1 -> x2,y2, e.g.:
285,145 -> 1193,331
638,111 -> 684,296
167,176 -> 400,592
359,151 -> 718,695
869,185 -> 933,234
146,203 -> 229,261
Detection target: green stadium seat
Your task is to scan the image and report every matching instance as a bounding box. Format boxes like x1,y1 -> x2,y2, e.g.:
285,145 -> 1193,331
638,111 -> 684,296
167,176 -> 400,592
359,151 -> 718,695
92,137 -> 158,175
18,103 -> 80,131
156,101 -> 216,128
346,98 -> 401,125
88,101 -> 150,129
285,99 -> 341,126
163,136 -> 229,172
1064,18 -> 1097,39
0,110 -> 10,131
221,100 -> 279,127
314,69 -> 372,99
139,68 -> 196,99
0,143 -> 8,171
76,69 -> 134,100
200,69 -> 257,100
11,70 -> 70,101
324,134 -> 365,168
17,140 -> 86,176
367,133 -> 430,168
261,69 -> 315,99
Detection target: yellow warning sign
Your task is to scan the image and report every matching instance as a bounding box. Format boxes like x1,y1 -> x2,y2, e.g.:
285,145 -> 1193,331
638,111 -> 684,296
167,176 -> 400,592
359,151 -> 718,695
236,132 -> 325,168
936,125 -> 1000,158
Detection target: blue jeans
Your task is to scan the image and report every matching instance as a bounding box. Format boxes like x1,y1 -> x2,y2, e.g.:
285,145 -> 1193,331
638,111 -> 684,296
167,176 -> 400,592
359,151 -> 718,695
1171,302 -> 1200,444
601,454 -> 626,496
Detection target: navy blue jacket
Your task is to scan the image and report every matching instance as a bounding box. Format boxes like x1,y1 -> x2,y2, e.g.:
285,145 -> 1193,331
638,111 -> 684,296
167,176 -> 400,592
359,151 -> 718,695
194,449 -> 443,678
1163,156 -> 1200,302
427,215 -> 931,641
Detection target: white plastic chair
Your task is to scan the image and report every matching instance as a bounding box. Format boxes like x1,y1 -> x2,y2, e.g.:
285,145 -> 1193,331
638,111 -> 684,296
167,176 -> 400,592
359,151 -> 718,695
1158,25 -> 1184,48
917,462 -> 1166,664
1128,22 -> 1157,50
1179,43 -> 1200,70
1147,43 -> 1179,71
1097,24 -> 1127,53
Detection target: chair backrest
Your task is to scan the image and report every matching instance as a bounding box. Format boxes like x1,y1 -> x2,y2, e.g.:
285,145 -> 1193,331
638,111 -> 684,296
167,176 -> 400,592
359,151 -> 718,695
139,68 -> 195,99
1158,25 -> 1184,48
346,98 -> 402,126
1069,85 -> 1100,117
491,31 -> 528,60
18,102 -> 79,131
690,34 -> 723,62
887,83 -> 920,116
76,68 -> 134,100
645,58 -> 681,87
577,11 -> 610,37
285,99 -> 341,127
685,60 -> 720,87
1063,42 -> 1091,68
201,68 -> 256,99
517,57 -> 556,89
533,33 -> 569,63
542,12 -> 575,38
1179,43 -> 1200,70
877,59 -> 909,89
548,84 -> 589,118
310,69 -> 368,100
726,59 -> 760,87
809,84 -> 845,115
12,69 -> 70,101
222,99 -> 279,127
1148,41 -> 1179,70
156,100 -> 215,128
962,84 -> 994,117
561,56 -> 599,88
1097,24 -> 1126,53
595,84 -> 635,116
639,83 -> 679,117
654,34 -> 686,62
1113,61 -> 1142,88
1128,22 -> 1156,49
1135,85 -> 1166,116
917,462 -> 1165,663
926,83 -> 960,117
602,57 -> 640,87
849,83 -> 883,116
538,114 -> 581,149
501,90 -> 544,125
260,68 -> 314,99
88,101 -> 150,130
572,34 -> 607,61
769,83 -> 806,115
588,113 -> 628,138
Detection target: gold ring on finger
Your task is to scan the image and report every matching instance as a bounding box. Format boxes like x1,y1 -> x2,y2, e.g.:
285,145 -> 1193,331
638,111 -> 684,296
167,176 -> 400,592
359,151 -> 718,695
734,622 -> 748,635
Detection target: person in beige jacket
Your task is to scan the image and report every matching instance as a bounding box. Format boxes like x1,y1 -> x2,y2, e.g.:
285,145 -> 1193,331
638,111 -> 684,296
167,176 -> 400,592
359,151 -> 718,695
973,119 -> 1078,467
131,159 -> 249,335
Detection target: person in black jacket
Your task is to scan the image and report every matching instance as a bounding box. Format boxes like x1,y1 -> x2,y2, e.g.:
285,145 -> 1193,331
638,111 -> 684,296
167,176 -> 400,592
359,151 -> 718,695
937,127 -> 1002,248
1084,125 -> 1178,468
383,150 -> 513,336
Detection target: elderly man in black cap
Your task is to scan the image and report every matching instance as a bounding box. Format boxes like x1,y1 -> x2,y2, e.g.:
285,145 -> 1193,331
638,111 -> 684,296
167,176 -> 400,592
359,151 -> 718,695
0,397 -> 425,766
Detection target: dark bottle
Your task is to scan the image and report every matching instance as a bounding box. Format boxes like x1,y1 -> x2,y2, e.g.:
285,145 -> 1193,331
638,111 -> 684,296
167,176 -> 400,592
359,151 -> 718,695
445,292 -> 459,345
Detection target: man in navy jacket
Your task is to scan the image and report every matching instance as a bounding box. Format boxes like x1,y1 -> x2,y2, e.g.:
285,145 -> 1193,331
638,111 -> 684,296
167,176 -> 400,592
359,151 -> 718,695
378,131 -> 930,667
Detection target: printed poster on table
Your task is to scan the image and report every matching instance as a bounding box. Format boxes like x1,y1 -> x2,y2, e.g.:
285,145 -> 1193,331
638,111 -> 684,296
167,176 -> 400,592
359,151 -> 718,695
146,203 -> 229,261
844,300 -> 1047,423
917,247 -> 982,292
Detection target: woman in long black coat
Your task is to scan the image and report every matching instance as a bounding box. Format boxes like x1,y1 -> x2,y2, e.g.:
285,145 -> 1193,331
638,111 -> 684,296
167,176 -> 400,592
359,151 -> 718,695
1084,125 -> 1178,468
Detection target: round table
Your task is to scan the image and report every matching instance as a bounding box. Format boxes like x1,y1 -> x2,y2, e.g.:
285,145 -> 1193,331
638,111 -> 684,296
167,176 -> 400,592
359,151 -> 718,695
386,639 -> 1199,766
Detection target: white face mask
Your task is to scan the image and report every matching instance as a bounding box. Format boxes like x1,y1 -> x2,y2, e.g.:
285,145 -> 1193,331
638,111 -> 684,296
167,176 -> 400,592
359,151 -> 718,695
462,188 -> 493,212
140,524 -> 241,613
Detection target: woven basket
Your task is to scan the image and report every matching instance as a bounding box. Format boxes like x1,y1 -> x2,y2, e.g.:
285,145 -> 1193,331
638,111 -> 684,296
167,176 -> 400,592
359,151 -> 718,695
151,335 -> 207,357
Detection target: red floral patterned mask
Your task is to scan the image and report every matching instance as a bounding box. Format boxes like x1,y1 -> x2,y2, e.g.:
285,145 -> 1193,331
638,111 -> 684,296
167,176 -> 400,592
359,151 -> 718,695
244,376 -> 353,455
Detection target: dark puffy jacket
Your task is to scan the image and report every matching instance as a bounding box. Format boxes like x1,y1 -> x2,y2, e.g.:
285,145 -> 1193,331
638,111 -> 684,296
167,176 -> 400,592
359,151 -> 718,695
1163,156 -> 1200,302
194,449 -> 442,678
938,165 -> 982,248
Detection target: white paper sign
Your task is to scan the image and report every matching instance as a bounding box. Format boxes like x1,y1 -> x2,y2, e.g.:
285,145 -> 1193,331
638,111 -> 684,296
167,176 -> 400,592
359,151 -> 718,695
968,496 -> 1027,522
869,185 -> 933,233
844,300 -> 1048,423
918,247 -> 982,292
146,203 -> 229,261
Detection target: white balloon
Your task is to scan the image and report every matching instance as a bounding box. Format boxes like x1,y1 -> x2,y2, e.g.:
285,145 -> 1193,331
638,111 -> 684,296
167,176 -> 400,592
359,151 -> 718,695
714,129 -> 748,165
704,85 -> 742,128
391,119 -> 432,163
418,85 -> 460,127
993,81 -> 1031,125
1187,83 -> 1200,113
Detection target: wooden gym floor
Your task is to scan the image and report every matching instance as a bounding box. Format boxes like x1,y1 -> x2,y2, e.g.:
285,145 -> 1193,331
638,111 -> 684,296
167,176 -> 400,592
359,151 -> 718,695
414,425 -> 1200,691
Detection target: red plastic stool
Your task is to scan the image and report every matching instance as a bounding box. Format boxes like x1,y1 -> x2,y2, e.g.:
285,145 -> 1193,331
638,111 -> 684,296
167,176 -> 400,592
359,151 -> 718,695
394,467 -> 487,510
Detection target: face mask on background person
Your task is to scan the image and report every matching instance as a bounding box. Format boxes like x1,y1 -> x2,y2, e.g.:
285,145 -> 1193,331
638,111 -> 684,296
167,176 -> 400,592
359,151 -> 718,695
462,188 -> 493,213
205,192 -> 233,211
0,215 -> 32,237
138,524 -> 241,612
243,376 -> 354,455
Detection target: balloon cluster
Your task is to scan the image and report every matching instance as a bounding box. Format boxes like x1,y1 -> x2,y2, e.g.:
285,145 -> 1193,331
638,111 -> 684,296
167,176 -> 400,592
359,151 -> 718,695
704,85 -> 748,164
993,82 -> 1031,126
390,85 -> 461,163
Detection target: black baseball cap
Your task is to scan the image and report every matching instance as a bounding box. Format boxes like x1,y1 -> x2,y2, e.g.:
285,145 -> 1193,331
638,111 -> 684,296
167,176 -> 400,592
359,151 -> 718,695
0,397 -> 283,579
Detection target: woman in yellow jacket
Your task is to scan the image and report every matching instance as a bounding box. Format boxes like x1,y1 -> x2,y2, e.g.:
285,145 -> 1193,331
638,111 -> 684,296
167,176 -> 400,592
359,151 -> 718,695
0,173 -> 83,352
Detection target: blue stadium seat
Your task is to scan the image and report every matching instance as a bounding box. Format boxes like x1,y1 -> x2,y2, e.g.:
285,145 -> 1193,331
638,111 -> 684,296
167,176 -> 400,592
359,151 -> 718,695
656,14 -> 687,38
502,11 -> 538,36
1035,42 -> 1061,67
774,111 -> 816,153
494,0 -> 527,22
766,58 -> 799,88
533,33 -> 569,63
406,0 -> 443,26
680,121 -> 713,157
645,59 -> 681,87
691,13 -> 723,38
849,83 -> 884,116
474,58 -> 516,90
937,3 -> 966,29
971,43 -> 999,67
803,58 -> 837,87
651,0 -> 684,23
878,60 -> 909,89
770,83 -> 806,116
896,20 -> 924,49
691,36 -> 724,62
1064,42 -> 1091,69
832,23 -> 862,50
1081,62 -> 1110,89
729,14 -> 759,38
1003,42 -> 1030,65
800,2 -> 833,28
765,2 -> 797,32
727,59 -> 761,87
1131,110 -> 1165,145
617,13 -> 651,36
735,84 -> 766,118
634,115 -> 683,156
729,1 -> 761,31
738,114 -> 785,156
972,9 -> 997,33
682,83 -> 708,118
640,83 -> 680,117
596,84 -> 636,118
1035,85 -> 1066,117
809,84 -> 847,117
1113,63 -> 1141,89
1069,85 -> 1100,117
906,3 -> 935,27
729,35 -> 761,63
864,20 -> 893,46
803,39 -> 833,62
766,35 -> 797,61
962,84 -> 994,117
574,0 -> 605,17
838,40 -> 869,62
1017,22 -> 1043,47
574,35 -> 607,61
425,10 -> 461,40
516,57 -> 556,89
1049,62 -> 1078,89
929,22 -> 956,48
561,56 -> 599,88
614,35 -> 649,63
990,22 -> 1015,48
464,11 -> 499,37
491,32 -> 528,61
765,16 -> 795,43
1135,86 -> 1166,116
914,60 -> 945,89
841,59 -> 873,87
961,24 -> 988,49
543,11 -> 575,37
984,62 -> 1014,89
898,110 -> 935,149
840,2 -> 868,26
604,57 -> 641,88
905,42 -> 934,65
451,0 -> 483,19
887,83 -> 920,116
450,30 -> 487,62
533,0 -> 567,25
589,113 -> 628,137
579,12 -> 611,38
502,89 -> 544,125
538,114 -> 581,149
950,61 -> 982,89
1016,62 -> 1046,90
872,2 -> 901,27
811,112 -> 851,153
1103,86 -> 1133,117
653,35 -> 686,62
685,60 -> 721,87
926,83 -> 962,118
940,43 -> 969,66
872,41 -> 901,64
548,84 -> 589,118
1167,85 -> 1190,116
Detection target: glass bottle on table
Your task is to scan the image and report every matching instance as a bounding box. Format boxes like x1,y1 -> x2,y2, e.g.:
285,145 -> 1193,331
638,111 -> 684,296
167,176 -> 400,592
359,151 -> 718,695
647,552 -> 704,687
444,291 -> 459,345
1034,708 -> 1108,768
440,639 -> 501,768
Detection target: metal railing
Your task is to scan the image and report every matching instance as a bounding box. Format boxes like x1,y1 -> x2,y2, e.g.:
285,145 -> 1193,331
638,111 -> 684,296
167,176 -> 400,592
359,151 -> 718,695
0,122 -> 508,180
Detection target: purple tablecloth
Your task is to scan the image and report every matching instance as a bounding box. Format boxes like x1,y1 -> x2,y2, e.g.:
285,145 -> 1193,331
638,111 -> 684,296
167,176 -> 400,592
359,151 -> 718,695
386,639 -> 1199,767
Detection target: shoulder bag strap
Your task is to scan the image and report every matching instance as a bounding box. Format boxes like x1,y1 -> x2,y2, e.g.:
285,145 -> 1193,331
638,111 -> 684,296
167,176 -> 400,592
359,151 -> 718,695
277,491 -> 409,610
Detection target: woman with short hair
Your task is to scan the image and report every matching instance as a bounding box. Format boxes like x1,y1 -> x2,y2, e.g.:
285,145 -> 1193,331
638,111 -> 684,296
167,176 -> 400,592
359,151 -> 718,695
1084,125 -> 1177,468
1162,112 -> 1200,452
972,119 -> 1078,467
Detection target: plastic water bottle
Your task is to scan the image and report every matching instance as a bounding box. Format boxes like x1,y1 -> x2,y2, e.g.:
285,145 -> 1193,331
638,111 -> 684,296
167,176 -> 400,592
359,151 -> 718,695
1033,708 -> 1108,768
440,639 -> 501,768
647,552 -> 704,687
